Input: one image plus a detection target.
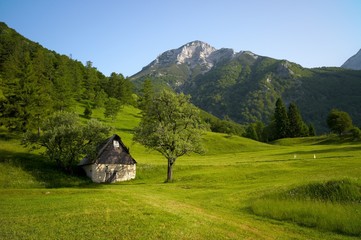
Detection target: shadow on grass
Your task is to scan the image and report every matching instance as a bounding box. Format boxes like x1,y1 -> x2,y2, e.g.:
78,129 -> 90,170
0,128 -> 18,141
115,127 -> 135,134
317,136 -> 361,145
271,145 -> 361,157
0,148 -> 99,188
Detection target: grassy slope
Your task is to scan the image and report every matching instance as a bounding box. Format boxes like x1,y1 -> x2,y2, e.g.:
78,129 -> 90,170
0,105 -> 360,239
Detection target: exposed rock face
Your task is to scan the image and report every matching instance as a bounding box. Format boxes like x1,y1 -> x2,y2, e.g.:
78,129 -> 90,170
149,41 -> 216,70
341,49 -> 361,70
142,41 -> 242,74
132,41 -> 251,88
277,61 -> 294,78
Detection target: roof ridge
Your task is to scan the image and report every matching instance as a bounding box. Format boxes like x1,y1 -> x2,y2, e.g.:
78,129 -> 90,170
96,134 -> 116,158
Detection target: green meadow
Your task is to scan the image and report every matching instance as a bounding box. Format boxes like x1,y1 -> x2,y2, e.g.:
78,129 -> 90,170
0,105 -> 360,239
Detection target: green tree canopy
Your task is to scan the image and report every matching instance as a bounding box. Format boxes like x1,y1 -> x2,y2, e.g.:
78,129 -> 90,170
105,72 -> 134,105
327,109 -> 353,135
138,78 -> 154,112
24,111 -> 111,173
133,90 -> 205,182
104,97 -> 121,120
245,124 -> 259,141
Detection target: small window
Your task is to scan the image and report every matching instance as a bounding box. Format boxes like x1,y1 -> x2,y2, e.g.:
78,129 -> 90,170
113,140 -> 120,148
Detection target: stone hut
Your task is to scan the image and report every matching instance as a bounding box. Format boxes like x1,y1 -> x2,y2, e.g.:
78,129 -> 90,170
78,134 -> 136,183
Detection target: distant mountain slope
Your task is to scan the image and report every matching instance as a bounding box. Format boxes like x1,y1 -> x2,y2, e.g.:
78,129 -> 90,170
131,41 -> 258,89
131,41 -> 361,133
341,49 -> 361,70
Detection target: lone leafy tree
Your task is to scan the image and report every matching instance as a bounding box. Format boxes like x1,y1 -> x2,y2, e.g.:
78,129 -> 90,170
24,111 -> 111,173
133,90 -> 205,182
327,109 -> 353,135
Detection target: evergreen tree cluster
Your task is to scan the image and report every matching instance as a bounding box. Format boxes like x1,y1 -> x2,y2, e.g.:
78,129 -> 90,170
0,23 -> 134,133
245,98 -> 315,142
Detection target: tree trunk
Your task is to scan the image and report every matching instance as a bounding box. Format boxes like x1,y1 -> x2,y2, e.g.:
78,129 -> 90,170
167,158 -> 174,182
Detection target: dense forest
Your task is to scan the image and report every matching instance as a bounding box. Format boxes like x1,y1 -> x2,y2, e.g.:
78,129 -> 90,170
0,22 -> 134,134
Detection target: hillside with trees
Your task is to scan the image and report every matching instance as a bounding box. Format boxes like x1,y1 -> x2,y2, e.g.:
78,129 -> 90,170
0,22 -> 134,134
131,41 -> 361,134
1,22 -> 361,140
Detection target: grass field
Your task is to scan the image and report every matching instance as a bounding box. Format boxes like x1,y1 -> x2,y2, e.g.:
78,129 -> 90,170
0,105 -> 360,239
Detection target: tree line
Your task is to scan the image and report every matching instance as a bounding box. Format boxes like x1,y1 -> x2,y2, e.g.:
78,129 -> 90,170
244,98 -> 314,142
0,23 -> 134,133
244,98 -> 360,142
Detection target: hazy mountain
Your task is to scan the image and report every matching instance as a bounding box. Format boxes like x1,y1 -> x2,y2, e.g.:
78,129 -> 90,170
341,49 -> 361,70
131,41 -> 361,133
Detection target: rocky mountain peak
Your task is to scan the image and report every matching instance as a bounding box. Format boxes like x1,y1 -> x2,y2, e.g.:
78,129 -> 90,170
341,49 -> 361,70
149,40 -> 217,70
176,41 -> 216,66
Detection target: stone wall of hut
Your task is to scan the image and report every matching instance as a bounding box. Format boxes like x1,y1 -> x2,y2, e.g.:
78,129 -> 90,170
83,163 -> 136,183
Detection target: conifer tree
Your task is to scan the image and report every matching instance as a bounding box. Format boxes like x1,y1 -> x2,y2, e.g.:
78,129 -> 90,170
138,78 -> 154,112
308,123 -> 316,136
288,102 -> 305,137
104,97 -> 121,120
83,61 -> 99,101
0,45 -> 26,131
274,98 -> 289,139
29,48 -> 54,135
53,56 -> 75,111
0,49 -> 52,132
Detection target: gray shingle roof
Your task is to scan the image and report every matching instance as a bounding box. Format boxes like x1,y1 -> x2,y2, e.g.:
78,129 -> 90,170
78,134 -> 136,166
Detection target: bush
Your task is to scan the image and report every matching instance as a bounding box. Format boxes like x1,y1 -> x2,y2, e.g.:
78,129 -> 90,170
327,109 -> 353,136
250,179 -> 361,236
350,126 -> 361,140
285,179 -> 361,203
24,111 -> 111,174
83,104 -> 93,119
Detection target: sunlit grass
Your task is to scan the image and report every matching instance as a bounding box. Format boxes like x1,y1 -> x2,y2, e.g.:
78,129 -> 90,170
0,104 -> 361,239
250,180 -> 361,236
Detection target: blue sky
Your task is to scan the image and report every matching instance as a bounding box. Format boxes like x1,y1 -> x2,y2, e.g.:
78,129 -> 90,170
1,0 -> 360,77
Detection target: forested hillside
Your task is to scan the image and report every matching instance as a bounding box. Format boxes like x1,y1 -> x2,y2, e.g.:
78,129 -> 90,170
0,22 -> 133,133
131,41 -> 361,133
185,59 -> 361,133
1,23 -> 360,136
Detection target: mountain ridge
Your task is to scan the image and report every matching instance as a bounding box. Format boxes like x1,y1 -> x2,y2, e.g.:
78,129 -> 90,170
341,48 -> 361,70
131,41 -> 361,133
131,40 -> 264,89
